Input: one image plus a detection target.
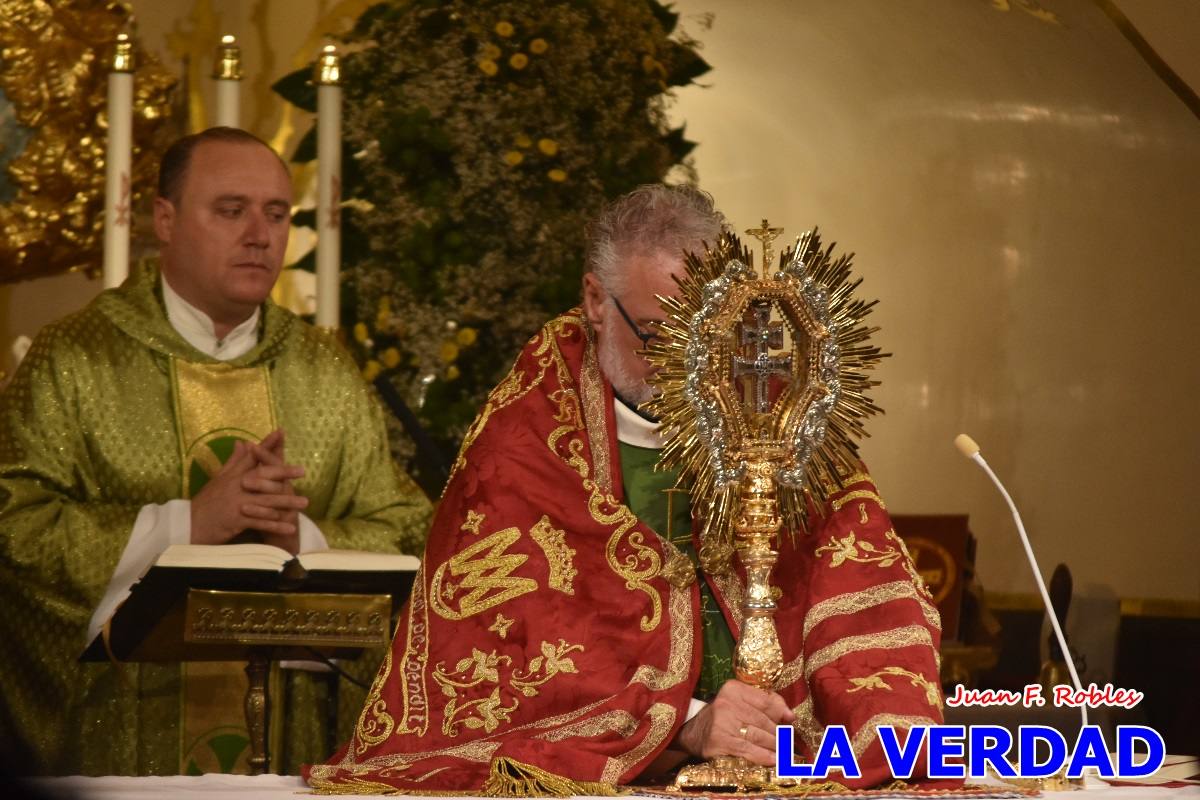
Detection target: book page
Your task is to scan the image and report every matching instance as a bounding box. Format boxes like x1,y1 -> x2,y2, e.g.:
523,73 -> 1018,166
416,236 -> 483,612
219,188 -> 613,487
154,543 -> 292,571
297,550 -> 420,572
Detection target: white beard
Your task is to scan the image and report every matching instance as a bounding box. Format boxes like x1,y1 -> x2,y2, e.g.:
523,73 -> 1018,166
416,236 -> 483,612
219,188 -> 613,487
597,328 -> 655,405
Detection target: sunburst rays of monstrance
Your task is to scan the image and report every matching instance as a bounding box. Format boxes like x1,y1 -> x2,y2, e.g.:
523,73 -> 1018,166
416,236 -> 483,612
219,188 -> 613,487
642,221 -> 888,792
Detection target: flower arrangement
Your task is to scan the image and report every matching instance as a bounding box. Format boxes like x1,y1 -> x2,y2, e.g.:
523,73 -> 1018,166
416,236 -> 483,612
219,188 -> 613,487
275,0 -> 710,494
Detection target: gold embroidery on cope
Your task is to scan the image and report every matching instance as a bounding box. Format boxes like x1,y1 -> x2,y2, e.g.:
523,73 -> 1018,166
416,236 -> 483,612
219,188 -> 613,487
600,702 -> 678,784
529,516 -> 578,595
598,496 -> 663,632
887,528 -> 936,601
803,580 -> 942,640
630,582 -> 694,691
850,713 -> 940,758
846,666 -> 942,708
489,613 -> 515,639
462,510 -> 485,535
791,696 -> 822,753
432,640 -> 583,737
579,320 -> 613,494
430,526 -> 538,620
815,529 -> 901,568
830,488 -> 887,513
534,710 -> 640,742
805,624 -> 936,680
398,564 -> 431,736
354,648 -> 396,754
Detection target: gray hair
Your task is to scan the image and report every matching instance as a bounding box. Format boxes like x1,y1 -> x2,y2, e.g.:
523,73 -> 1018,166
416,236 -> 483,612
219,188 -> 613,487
586,184 -> 725,297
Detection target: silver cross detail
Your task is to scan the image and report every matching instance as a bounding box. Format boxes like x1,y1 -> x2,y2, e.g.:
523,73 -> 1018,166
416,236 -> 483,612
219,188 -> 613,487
732,303 -> 792,413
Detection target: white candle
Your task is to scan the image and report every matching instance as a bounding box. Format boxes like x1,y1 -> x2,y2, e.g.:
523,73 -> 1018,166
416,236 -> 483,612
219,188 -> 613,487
212,35 -> 242,128
103,34 -> 134,290
315,45 -> 342,329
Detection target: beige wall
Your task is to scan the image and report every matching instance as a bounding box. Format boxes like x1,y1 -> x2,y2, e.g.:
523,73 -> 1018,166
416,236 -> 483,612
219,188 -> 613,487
2,1 -> 1196,601
666,0 -> 1200,602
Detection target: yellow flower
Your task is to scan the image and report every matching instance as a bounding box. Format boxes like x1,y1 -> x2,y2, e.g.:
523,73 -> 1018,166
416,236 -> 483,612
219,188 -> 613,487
445,365 -> 461,381
456,327 -> 478,346
375,309 -> 390,331
495,20 -> 514,38
529,38 -> 548,55
378,296 -> 391,314
353,322 -> 369,343
503,150 -> 524,166
362,360 -> 382,382
439,341 -> 460,363
547,168 -> 567,182
481,43 -> 502,60
514,132 -> 532,148
478,59 -> 499,76
537,138 -> 558,156
382,347 -> 402,368
509,52 -> 528,70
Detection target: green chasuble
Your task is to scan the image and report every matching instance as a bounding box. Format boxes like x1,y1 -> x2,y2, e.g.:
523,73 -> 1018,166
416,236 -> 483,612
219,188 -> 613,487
618,441 -> 735,701
0,265 -> 431,775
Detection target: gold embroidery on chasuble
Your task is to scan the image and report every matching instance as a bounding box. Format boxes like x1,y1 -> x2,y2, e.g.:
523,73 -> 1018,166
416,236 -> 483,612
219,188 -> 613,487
430,526 -> 538,620
170,359 -> 276,773
432,640 -> 583,737
529,516 -> 577,595
170,359 -> 276,496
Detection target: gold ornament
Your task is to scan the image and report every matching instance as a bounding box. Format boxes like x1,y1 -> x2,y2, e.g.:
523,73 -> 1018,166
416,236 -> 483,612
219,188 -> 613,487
0,1 -> 177,283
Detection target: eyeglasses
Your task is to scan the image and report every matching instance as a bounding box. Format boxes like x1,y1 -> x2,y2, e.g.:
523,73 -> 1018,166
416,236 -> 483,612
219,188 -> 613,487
610,295 -> 660,349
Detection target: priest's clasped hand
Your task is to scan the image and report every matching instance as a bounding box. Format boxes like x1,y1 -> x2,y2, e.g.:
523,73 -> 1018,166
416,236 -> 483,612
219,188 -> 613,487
676,679 -> 797,766
190,429 -> 309,551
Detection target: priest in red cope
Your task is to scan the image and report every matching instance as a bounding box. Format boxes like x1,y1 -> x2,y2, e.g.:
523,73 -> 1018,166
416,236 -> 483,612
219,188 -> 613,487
307,185 -> 946,792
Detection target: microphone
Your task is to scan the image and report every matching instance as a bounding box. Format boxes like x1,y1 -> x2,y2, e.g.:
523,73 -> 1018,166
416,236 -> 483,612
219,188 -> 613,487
954,434 -> 1088,730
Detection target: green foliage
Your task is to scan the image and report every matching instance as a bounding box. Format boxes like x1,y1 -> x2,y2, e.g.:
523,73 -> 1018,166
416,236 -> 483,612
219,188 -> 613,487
277,0 -> 709,478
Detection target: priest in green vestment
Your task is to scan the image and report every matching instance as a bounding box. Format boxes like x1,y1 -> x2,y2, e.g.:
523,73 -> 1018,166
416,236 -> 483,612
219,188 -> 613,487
0,127 -> 431,775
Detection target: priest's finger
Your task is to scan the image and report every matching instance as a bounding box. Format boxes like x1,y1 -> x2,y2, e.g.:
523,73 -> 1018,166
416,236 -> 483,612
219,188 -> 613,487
245,493 -> 309,511
241,503 -> 283,522
259,429 -> 285,456
244,463 -> 305,484
733,726 -> 779,767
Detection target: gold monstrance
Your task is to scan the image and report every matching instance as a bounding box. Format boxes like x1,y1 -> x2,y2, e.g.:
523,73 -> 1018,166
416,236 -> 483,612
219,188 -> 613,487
643,222 -> 887,792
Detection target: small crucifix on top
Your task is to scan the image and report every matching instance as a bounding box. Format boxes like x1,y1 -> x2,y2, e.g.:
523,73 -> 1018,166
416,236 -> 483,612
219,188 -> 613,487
745,218 -> 784,278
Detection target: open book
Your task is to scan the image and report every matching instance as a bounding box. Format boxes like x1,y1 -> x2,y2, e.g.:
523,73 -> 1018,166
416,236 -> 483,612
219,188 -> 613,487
82,543 -> 420,662
154,543 -> 420,573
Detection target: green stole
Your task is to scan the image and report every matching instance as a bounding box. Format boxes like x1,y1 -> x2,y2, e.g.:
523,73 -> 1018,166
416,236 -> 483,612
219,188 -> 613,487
617,440 -> 736,701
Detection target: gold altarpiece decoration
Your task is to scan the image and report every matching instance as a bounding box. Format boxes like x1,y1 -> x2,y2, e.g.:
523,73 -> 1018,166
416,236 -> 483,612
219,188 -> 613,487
0,1 -> 176,283
643,222 -> 887,791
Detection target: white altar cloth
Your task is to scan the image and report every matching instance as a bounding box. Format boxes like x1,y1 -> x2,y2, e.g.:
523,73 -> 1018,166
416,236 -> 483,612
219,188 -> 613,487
26,774 -> 1200,800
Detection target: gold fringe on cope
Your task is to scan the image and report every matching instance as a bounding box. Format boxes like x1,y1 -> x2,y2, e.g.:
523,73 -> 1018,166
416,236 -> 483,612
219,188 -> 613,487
309,757 -> 627,796
482,757 -> 629,797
